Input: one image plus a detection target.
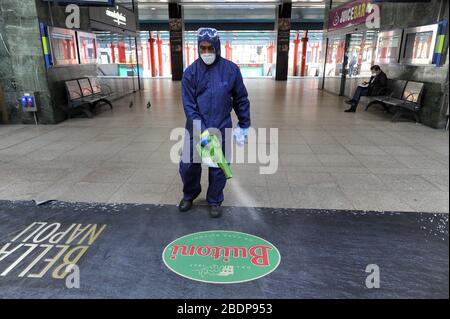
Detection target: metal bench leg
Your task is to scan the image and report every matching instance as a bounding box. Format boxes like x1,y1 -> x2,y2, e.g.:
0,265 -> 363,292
99,99 -> 113,110
82,107 -> 94,118
106,100 -> 113,110
92,99 -> 113,112
67,106 -> 92,119
365,101 -> 385,112
365,101 -> 375,111
391,111 -> 403,122
413,112 -> 420,123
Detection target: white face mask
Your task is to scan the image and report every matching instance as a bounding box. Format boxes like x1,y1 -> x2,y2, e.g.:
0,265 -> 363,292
201,53 -> 216,65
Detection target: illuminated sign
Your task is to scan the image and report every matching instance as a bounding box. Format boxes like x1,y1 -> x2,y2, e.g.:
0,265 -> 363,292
89,4 -> 136,32
328,0 -> 379,31
105,7 -> 126,26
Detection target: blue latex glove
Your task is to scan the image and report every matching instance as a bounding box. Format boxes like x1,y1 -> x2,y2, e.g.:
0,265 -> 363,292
200,130 -> 210,147
233,126 -> 249,146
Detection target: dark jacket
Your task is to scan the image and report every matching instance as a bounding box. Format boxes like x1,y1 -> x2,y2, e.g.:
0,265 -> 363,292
368,71 -> 388,96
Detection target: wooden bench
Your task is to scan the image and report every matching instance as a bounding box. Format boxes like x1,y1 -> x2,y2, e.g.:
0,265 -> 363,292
365,79 -> 424,123
64,77 -> 115,119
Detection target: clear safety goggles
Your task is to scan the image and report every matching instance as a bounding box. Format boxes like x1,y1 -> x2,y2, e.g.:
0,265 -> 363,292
197,28 -> 219,38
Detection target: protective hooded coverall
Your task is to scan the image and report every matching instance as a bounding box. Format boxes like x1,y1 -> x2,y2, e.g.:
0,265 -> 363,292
179,28 -> 251,206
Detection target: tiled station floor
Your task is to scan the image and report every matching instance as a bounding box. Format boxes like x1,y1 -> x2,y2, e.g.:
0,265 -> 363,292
0,79 -> 448,213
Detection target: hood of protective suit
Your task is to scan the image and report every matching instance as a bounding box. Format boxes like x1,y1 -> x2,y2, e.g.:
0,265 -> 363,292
197,27 -> 221,60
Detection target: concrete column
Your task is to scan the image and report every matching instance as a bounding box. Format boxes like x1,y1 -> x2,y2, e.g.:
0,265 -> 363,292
149,32 -> 156,77
168,3 -> 184,81
157,33 -> 163,77
274,1 -> 292,81
300,31 -> 309,76
292,33 -> 300,76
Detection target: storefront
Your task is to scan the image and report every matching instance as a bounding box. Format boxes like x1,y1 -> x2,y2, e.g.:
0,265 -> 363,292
317,0 -> 449,129
320,0 -> 380,96
320,0 -> 448,120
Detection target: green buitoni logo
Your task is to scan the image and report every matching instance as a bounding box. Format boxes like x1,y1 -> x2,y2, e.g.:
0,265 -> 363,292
162,230 -> 281,284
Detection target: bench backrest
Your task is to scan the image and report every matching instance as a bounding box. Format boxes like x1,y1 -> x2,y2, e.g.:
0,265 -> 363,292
65,80 -> 83,101
78,78 -> 94,97
402,81 -> 424,104
89,78 -> 103,94
388,79 -> 407,99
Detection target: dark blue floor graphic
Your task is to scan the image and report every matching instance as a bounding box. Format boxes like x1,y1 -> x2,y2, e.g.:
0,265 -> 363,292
0,200 -> 448,299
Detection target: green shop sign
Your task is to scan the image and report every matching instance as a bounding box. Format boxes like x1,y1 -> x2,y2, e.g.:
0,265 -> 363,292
162,230 -> 281,284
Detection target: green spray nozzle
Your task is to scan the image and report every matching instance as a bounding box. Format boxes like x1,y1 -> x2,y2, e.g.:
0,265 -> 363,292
196,133 -> 233,179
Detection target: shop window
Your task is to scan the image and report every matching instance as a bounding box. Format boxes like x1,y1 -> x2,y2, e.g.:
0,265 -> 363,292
401,24 -> 440,65
289,31 -> 323,77
375,30 -> 403,64
140,31 -> 172,78
346,31 -> 377,78
95,32 -> 138,77
48,27 -> 79,66
77,31 -> 97,64
325,36 -> 346,77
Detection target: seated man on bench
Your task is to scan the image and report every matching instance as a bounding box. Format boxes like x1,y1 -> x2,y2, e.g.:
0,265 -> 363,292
344,65 -> 388,113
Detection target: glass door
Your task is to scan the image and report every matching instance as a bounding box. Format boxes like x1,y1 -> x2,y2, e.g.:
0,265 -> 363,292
323,35 -> 346,95
344,31 -> 378,98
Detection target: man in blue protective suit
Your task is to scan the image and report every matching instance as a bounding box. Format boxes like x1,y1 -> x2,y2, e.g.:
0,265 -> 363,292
178,28 -> 251,218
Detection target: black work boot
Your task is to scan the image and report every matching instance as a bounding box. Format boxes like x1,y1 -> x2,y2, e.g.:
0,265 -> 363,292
344,106 -> 356,112
344,99 -> 355,105
209,205 -> 222,218
178,199 -> 193,212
